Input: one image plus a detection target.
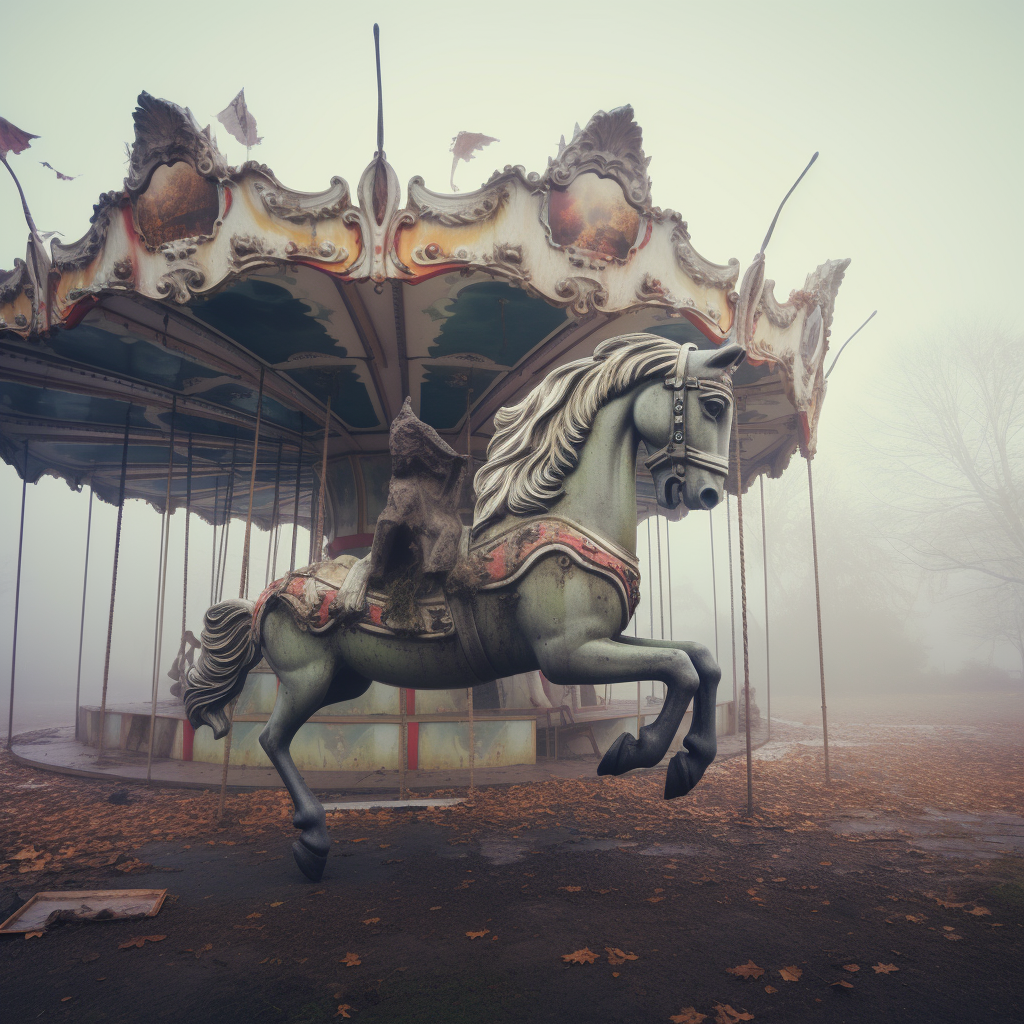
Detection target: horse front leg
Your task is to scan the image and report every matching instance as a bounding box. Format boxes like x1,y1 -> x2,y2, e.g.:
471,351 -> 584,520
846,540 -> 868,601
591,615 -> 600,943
535,637 -> 700,775
618,638 -> 721,798
259,657 -> 337,882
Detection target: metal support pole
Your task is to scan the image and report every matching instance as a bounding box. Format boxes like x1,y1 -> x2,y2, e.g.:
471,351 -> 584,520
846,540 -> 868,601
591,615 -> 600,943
289,431 -> 304,573
216,440 -> 238,603
147,398 -> 176,781
735,433 -> 753,815
806,456 -> 830,784
238,367 -> 265,599
265,440 -> 283,587
98,409 -> 131,759
314,397 -> 331,562
726,492 -> 738,728
182,436 -> 193,642
759,475 -> 772,742
74,487 -> 94,741
399,687 -> 407,799
209,480 -> 220,606
467,685 -> 475,793
709,511 -> 720,661
6,442 -> 28,748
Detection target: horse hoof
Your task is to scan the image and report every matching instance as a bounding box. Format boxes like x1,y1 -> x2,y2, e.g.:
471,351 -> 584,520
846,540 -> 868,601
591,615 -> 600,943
664,754 -> 695,800
292,839 -> 328,882
597,733 -> 631,776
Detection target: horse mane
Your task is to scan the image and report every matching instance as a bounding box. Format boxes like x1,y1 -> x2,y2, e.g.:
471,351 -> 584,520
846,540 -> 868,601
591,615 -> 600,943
472,333 -> 682,534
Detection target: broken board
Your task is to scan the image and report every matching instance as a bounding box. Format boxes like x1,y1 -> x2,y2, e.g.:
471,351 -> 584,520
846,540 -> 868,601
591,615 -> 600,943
0,889 -> 167,935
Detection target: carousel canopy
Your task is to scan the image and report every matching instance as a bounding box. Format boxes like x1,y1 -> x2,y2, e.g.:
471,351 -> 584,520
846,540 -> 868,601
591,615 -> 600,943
0,92 -> 847,544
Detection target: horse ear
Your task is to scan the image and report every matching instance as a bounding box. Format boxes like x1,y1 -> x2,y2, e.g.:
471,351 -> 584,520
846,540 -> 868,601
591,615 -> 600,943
705,343 -> 745,371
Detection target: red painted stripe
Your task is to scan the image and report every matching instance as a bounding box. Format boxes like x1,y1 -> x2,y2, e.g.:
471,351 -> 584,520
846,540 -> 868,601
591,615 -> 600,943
181,720 -> 194,761
327,533 -> 375,558
406,689 -> 418,770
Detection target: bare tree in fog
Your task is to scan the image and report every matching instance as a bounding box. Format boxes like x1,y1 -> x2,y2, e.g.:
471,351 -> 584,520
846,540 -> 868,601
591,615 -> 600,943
883,328 -> 1024,673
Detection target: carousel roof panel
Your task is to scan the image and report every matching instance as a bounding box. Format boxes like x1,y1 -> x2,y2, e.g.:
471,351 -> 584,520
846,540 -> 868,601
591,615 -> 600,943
0,92 -> 848,527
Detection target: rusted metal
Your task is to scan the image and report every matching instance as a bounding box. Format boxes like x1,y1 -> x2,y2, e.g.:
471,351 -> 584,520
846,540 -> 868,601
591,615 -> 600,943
74,488 -> 93,741
735,431 -> 753,814
726,492 -> 738,726
759,475 -> 772,741
313,398 -> 331,561
6,441 -> 27,748
238,367 -> 266,599
806,455 -> 830,784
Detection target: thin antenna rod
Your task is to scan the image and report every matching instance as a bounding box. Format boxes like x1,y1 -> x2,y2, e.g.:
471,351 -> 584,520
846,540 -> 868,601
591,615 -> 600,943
825,310 -> 878,378
374,24 -> 384,154
760,151 -> 818,254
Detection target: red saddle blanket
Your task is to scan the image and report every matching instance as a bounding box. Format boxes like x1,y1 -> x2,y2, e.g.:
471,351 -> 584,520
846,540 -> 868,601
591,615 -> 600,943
252,517 -> 641,640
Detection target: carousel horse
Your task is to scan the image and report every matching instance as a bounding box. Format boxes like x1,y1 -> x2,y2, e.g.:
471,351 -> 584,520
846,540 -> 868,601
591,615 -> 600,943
183,333 -> 744,880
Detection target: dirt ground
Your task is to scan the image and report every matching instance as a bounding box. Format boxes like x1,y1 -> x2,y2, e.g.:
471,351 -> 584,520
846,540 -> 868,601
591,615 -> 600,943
1,697 -> 1022,1024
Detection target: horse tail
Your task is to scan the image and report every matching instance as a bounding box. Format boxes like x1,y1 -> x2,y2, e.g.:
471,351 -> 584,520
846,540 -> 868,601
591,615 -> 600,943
182,599 -> 262,739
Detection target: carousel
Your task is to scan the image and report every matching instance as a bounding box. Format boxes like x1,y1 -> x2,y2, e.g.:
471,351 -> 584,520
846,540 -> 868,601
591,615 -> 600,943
0,83 -> 847,788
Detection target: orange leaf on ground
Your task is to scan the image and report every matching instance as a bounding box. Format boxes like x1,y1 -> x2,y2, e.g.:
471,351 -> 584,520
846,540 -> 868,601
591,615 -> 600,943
270,901 -> 283,907
843,964 -> 859,973
362,918 -> 380,925
246,912 -> 262,919
933,898 -> 965,908
340,953 -> 361,967
466,930 -> 490,940
559,886 -> 582,892
764,986 -> 777,994
118,935 -> 165,949
562,947 -> 599,964
726,961 -> 764,980
24,931 -> 44,940
669,1009 -> 707,1024
779,966 -> 802,982
966,906 -> 991,916
944,930 -> 963,941
819,861 -> 832,866
905,914 -> 926,923
648,896 -> 665,903
335,1004 -> 352,1017
605,947 -> 638,965
712,1003 -> 754,1023
872,963 -> 899,974
831,980 -> 854,989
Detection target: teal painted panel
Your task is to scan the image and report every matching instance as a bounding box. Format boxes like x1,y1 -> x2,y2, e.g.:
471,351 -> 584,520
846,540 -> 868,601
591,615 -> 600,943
320,680 -> 399,716
419,365 -> 499,430
418,719 -> 535,769
285,366 -> 379,428
235,672 -> 279,715
426,281 -> 566,366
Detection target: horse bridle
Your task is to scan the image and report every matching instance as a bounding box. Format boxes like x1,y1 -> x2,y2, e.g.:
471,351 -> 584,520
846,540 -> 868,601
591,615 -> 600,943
644,343 -> 733,500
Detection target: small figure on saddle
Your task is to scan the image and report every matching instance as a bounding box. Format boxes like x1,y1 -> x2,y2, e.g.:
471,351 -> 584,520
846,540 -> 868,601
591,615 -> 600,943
334,397 -> 468,619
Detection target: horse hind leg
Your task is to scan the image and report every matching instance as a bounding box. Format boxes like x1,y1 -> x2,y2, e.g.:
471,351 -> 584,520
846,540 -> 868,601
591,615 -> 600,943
664,643 -> 721,800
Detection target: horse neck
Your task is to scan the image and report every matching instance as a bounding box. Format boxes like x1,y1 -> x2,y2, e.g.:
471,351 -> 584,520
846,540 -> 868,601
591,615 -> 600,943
549,392 -> 639,555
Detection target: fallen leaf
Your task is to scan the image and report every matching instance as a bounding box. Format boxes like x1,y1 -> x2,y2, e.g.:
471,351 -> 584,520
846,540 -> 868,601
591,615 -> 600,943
771,878 -> 786,882
819,861 -> 832,866
335,1005 -> 352,1018
843,964 -> 859,973
246,912 -> 262,919
429,907 -> 441,911
872,963 -> 899,974
340,953 -> 361,967
966,906 -> 991,916
24,931 -> 44,940
61,997 -> 72,1002
669,1009 -> 707,1024
12,846 -> 42,860
933,898 -> 965,908
362,918 -> 380,925
562,947 -> 599,964
559,886 -> 582,892
605,947 -> 638,965
944,931 -> 963,941
905,914 -> 926,924
779,966 -> 802,982
712,1003 -> 754,1023
466,930 -> 490,940
831,980 -> 854,990
270,902 -> 283,907
726,961 -> 764,980
119,935 -> 166,949
764,986 -> 777,994
648,896 -> 665,903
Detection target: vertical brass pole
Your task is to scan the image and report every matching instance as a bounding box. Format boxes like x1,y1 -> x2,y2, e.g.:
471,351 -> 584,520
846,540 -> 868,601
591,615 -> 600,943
290,431 -> 304,572
265,440 -> 283,587
806,456 -> 830,784
709,512 -> 720,661
725,493 -> 738,731
216,440 -> 238,602
74,487 -> 94,741
147,398 -> 176,782
735,434 -> 753,815
399,687 -> 407,799
759,475 -> 772,742
313,397 -> 331,562
465,389 -> 475,793
182,436 -> 193,646
209,480 -> 219,606
6,442 -> 28,748
98,409 -> 131,759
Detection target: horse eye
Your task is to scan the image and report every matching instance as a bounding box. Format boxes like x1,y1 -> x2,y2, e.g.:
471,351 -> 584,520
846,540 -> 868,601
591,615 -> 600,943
704,399 -> 725,419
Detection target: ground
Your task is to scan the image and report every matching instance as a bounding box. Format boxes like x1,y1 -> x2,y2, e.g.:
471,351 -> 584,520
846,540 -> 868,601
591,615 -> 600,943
1,697 -> 1022,1024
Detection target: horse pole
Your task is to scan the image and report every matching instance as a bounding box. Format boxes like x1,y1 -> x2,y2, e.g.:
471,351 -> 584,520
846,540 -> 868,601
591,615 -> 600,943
6,442 -> 28,748
725,493 -> 738,733
74,488 -> 94,741
734,431 -> 754,815
759,475 -> 772,742
709,511 -> 719,661
805,454 -> 830,784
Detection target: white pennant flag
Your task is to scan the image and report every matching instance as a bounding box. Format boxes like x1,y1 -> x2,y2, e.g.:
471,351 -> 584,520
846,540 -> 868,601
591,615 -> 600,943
216,89 -> 262,149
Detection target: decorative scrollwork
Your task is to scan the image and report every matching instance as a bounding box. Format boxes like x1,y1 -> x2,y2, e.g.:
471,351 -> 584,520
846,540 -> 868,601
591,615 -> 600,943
51,192 -> 124,272
407,176 -> 510,226
254,175 -> 351,223
671,222 -> 740,292
758,280 -> 799,329
554,276 -> 608,316
543,106 -> 651,209
124,92 -> 228,196
155,266 -> 206,304
112,258 -> 134,282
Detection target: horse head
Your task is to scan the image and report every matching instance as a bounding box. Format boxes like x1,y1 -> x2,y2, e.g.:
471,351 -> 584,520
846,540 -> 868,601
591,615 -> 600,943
634,342 -> 745,512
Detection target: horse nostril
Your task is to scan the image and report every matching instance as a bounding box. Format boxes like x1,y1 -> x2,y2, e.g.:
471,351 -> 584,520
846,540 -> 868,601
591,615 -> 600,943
700,487 -> 719,510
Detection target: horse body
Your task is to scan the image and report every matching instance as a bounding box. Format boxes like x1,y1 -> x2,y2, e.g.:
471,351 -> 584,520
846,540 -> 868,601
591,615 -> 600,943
184,334 -> 744,880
